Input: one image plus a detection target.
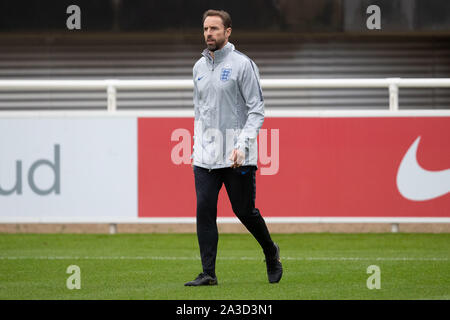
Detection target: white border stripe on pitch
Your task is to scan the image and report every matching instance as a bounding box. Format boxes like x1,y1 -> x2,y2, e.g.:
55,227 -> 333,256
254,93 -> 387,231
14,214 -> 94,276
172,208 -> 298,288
0,256 -> 448,261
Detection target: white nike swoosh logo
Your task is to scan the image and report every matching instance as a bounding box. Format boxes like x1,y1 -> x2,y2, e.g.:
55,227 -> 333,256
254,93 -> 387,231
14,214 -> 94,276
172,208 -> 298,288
396,136 -> 450,201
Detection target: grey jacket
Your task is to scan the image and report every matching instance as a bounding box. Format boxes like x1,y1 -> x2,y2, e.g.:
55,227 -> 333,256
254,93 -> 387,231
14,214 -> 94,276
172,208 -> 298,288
192,42 -> 265,169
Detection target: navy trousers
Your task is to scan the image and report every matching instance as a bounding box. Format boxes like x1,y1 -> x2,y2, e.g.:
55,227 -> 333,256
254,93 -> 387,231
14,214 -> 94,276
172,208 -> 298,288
193,165 -> 275,277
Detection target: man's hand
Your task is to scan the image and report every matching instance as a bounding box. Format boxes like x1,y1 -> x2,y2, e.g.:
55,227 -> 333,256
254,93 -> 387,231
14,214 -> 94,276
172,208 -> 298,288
229,149 -> 245,168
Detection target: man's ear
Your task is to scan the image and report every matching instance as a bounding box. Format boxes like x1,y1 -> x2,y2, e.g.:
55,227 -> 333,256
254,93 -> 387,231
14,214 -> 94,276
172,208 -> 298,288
226,27 -> 232,38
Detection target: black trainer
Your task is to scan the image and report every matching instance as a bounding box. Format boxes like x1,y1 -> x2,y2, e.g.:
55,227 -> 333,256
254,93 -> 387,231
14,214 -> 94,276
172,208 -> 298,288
184,272 -> 218,286
265,243 -> 283,283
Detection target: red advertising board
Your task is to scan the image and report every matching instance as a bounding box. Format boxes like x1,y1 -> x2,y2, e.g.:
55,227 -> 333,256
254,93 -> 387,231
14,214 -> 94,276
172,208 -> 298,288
138,117 -> 450,219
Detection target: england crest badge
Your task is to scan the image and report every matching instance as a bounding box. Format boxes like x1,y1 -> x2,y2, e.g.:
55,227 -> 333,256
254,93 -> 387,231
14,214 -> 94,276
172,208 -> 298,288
220,67 -> 232,82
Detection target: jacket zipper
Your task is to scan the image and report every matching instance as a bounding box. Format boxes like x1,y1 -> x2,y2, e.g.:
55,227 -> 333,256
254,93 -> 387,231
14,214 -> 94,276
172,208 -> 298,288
209,57 -> 214,172
204,54 -> 214,172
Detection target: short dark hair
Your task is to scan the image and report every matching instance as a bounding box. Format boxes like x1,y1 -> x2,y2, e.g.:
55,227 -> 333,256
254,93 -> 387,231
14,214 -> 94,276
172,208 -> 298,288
202,9 -> 232,29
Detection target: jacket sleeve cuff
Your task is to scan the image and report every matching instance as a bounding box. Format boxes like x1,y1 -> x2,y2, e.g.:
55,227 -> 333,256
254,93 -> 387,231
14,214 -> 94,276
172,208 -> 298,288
234,140 -> 247,154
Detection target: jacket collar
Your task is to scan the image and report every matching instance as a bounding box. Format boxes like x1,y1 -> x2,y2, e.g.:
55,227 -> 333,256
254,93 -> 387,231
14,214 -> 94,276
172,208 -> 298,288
202,42 -> 234,65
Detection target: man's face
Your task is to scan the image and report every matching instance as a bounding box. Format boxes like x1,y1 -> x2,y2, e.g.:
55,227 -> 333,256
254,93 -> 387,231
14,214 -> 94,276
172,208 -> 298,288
203,16 -> 231,52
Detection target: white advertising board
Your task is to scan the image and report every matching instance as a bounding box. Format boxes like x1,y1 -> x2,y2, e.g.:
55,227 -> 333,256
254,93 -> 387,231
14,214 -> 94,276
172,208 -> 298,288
0,118 -> 137,222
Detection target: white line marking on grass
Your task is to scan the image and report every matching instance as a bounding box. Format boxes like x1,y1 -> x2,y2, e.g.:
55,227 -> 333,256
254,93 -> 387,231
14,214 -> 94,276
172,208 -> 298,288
285,256 -> 444,262
0,256 -> 448,261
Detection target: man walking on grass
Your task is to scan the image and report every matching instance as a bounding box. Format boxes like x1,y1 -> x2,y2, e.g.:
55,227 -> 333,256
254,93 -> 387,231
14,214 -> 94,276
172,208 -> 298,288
185,9 -> 282,286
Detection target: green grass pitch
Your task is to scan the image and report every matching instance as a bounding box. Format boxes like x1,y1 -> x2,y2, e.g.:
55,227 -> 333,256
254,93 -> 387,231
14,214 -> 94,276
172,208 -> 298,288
0,233 -> 448,299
